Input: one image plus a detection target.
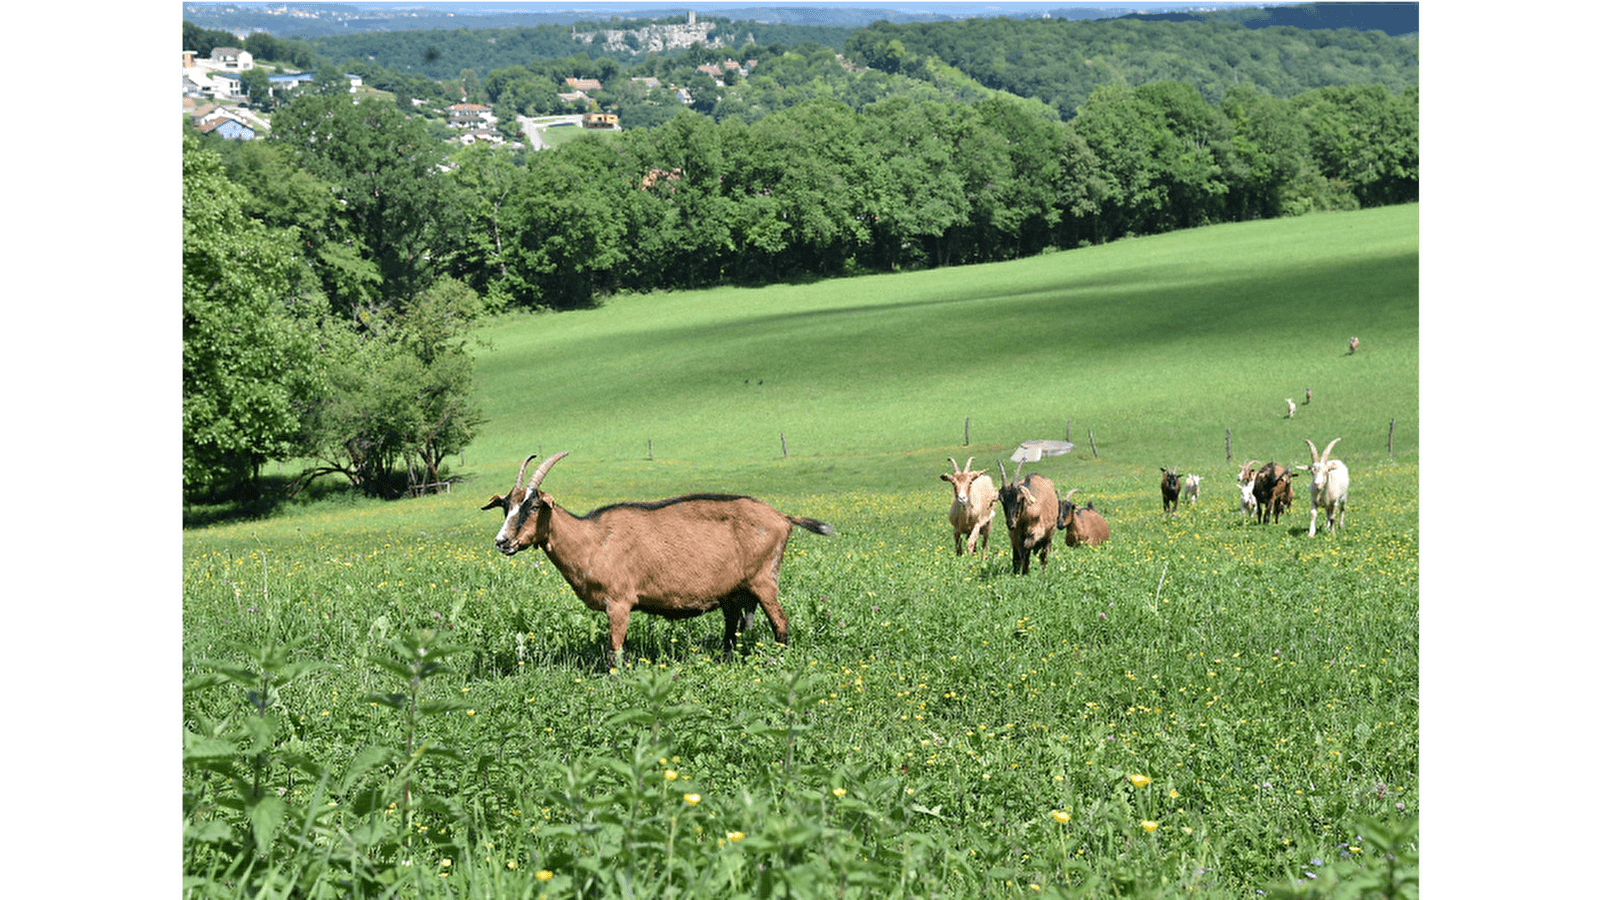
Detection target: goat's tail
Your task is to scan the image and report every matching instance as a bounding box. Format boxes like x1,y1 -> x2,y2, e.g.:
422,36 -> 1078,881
788,516 -> 835,536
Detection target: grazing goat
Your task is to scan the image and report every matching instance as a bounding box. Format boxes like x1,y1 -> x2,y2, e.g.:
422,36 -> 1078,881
1305,387 -> 1313,406
1348,336 -> 1360,355
1251,462 -> 1291,524
1284,398 -> 1297,419
996,459 -> 1058,575
1181,473 -> 1202,504
1056,489 -> 1110,546
1237,477 -> 1259,519
941,457 -> 998,559
1301,438 -> 1350,536
482,452 -> 833,669
1159,467 -> 1181,514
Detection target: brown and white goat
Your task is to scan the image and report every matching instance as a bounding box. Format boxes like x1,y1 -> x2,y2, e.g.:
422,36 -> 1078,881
996,460 -> 1058,575
1237,460 -> 1260,484
1056,488 -> 1110,546
1301,438 -> 1349,536
1159,467 -> 1181,514
941,457 -> 998,559
482,452 -> 833,669
1348,336 -> 1360,355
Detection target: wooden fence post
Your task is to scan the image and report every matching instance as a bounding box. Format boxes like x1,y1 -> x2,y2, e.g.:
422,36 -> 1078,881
781,433 -> 788,459
648,439 -> 653,461
964,417 -> 970,446
1226,428 -> 1232,463
1389,419 -> 1395,455
1089,429 -> 1098,458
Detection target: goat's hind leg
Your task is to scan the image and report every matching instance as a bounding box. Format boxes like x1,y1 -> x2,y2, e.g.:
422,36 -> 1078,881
721,601 -> 758,657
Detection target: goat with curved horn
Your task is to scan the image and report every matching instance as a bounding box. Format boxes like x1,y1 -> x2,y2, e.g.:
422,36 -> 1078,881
1056,487 -> 1109,547
481,451 -> 832,669
1301,438 -> 1349,537
996,459 -> 1058,575
941,456 -> 998,559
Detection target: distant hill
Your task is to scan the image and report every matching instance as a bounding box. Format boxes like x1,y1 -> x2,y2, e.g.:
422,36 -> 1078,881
1128,2 -> 1419,37
183,3 -> 959,38
178,3 -> 1414,39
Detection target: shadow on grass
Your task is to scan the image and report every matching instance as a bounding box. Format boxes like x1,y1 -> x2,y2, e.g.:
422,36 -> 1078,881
182,474 -> 425,528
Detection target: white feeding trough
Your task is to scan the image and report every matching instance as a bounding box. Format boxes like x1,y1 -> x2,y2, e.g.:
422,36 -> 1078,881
1009,440 -> 1074,463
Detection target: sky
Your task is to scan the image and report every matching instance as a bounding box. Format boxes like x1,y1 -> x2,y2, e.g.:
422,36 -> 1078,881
206,1 -> 1312,14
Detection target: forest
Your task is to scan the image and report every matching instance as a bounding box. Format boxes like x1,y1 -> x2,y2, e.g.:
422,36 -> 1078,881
184,13 -> 1417,503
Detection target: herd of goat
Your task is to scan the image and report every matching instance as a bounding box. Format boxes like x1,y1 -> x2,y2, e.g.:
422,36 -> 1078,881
946,437 -> 1349,577
483,438 -> 1350,667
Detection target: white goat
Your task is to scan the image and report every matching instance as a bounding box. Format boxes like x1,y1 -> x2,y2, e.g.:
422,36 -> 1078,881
941,457 -> 998,559
1284,398 -> 1297,419
1181,473 -> 1202,504
1237,477 -> 1259,519
1301,438 -> 1349,536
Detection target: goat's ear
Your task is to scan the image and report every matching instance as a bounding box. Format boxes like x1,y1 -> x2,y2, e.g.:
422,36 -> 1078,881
481,494 -> 507,511
940,472 -> 955,483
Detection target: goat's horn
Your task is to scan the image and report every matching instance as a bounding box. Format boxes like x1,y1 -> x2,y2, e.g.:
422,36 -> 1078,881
964,456 -> 975,472
1063,488 -> 1080,503
948,457 -> 961,473
524,451 -> 569,494
996,459 -> 1010,485
513,453 -> 540,492
1321,438 -> 1341,461
1304,438 -> 1320,464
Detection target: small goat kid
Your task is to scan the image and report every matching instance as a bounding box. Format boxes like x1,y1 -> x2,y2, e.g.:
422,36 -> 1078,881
1159,467 -> 1181,514
1301,438 -> 1350,536
482,452 -> 833,668
996,460 -> 1058,575
1056,488 -> 1110,546
941,457 -> 998,559
1237,477 -> 1259,519
1181,473 -> 1202,504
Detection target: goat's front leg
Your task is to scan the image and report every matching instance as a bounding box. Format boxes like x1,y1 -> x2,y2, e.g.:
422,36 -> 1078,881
604,601 -> 632,670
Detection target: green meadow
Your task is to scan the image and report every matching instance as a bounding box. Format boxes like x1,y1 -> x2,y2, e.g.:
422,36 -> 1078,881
183,205 -> 1419,899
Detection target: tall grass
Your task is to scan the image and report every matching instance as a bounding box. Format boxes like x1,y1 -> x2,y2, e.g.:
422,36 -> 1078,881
184,206 -> 1418,898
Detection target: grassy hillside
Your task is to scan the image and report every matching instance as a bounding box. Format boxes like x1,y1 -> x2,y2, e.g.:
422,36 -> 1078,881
183,206 -> 1418,898
461,203 -> 1416,505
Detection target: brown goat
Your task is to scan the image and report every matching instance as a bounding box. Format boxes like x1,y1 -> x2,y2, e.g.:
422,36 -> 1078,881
1251,461 -> 1290,524
996,460 -> 1058,575
941,457 -> 998,559
482,452 -> 833,669
1268,471 -> 1296,524
1159,467 -> 1181,514
1056,488 -> 1110,547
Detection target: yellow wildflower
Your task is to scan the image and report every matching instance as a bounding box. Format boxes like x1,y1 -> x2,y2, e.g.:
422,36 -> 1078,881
1140,821 -> 1159,832
1051,810 -> 1071,825
684,793 -> 702,805
536,870 -> 554,882
1129,773 -> 1152,788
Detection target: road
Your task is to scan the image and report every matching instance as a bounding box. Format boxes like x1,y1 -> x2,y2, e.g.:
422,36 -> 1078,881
517,114 -> 587,150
